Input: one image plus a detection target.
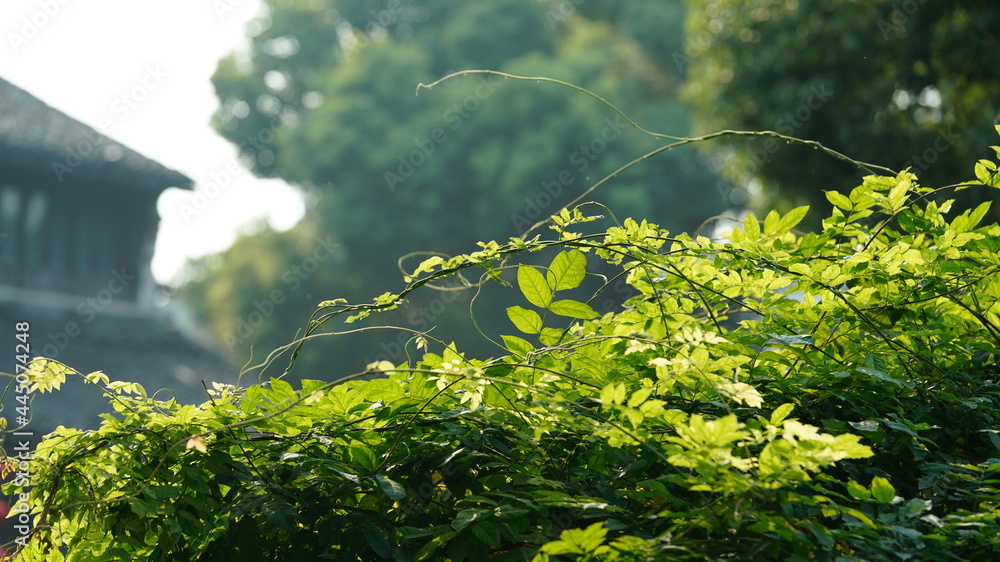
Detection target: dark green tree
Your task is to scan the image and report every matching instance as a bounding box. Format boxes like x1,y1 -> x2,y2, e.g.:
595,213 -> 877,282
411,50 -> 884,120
682,0 -> 1000,214
184,0 -> 724,381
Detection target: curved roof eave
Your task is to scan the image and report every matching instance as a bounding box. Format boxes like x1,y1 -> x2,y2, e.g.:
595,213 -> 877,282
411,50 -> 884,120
0,76 -> 193,192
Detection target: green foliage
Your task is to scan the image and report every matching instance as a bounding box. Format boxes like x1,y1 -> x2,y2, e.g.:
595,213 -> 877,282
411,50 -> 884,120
8,127 -> 1000,559
186,0 -> 722,381
682,0 -> 1000,217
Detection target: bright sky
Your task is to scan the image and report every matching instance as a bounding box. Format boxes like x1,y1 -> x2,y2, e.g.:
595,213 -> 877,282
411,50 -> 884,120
0,0 -> 306,285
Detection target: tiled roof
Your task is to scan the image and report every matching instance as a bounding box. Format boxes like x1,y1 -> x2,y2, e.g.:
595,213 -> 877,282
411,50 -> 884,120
0,301 -> 238,438
0,76 -> 192,192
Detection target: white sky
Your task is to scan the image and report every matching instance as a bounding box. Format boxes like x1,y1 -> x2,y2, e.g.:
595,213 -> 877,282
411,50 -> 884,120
0,0 -> 306,285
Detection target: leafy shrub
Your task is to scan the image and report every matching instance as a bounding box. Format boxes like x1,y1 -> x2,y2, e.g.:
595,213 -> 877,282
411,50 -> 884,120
5,110 -> 1000,560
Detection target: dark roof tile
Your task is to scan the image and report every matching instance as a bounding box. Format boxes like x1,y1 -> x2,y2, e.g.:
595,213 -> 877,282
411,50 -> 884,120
0,76 -> 192,192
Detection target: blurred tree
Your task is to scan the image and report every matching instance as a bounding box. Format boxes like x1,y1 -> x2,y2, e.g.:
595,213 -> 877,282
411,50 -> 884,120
682,0 -> 1000,216
183,0 -> 725,381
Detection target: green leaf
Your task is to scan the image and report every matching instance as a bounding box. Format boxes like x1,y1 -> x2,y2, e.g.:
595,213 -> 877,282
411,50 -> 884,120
26,358 -> 73,393
847,480 -> 871,501
506,305 -> 543,334
452,508 -> 489,531
538,326 -> 565,346
362,524 -> 392,558
970,201 -> 992,227
261,499 -> 298,531
350,443 -> 377,472
627,387 -> 652,408
471,521 -> 502,547
870,476 -> 895,503
501,335 -> 534,358
763,209 -> 781,235
540,522 -> 608,555
548,299 -> 598,319
744,212 -> 760,241
777,206 -> 809,233
84,371 -> 110,386
769,334 -> 814,346
769,403 -> 795,426
986,431 -> 1000,452
517,265 -> 552,308
546,250 -> 587,291
857,367 -> 913,388
600,382 -> 626,406
415,531 -> 457,561
840,507 -> 876,527
826,191 -> 853,210
716,381 -> 763,408
375,474 -> 407,500
975,160 -> 995,184
848,420 -> 880,433
268,378 -> 296,401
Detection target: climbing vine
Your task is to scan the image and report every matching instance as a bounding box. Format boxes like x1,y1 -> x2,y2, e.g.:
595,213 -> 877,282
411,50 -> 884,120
4,81 -> 1000,560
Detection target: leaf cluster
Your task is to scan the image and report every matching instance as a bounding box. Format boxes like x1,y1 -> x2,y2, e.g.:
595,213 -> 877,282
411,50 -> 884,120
7,125 -> 1000,562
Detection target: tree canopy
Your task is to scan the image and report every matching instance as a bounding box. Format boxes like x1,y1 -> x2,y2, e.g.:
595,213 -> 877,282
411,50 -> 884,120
682,0 -> 1000,214
188,0 -> 722,382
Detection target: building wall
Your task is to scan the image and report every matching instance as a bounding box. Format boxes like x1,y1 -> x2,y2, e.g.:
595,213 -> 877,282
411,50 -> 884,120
0,178 -> 152,301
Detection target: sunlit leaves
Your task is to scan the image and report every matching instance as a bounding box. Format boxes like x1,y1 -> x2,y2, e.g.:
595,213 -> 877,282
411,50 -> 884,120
763,206 -> 809,236
547,299 -> 598,319
501,335 -> 534,358
24,357 -> 72,393
600,382 -> 627,406
534,522 -> 609,559
715,381 -> 764,408
870,476 -> 896,504
506,250 -> 598,343
517,265 -> 552,308
769,403 -> 795,426
744,212 -> 761,241
349,443 -> 377,472
507,305 -> 543,334
13,143 -> 1000,560
826,190 -> 853,211
546,250 -> 587,291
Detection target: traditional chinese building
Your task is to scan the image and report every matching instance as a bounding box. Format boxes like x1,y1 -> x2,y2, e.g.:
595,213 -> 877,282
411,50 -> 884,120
0,76 -> 235,437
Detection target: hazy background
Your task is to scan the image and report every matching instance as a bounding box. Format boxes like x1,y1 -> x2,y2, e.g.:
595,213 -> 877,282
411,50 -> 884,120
0,0 -> 303,283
